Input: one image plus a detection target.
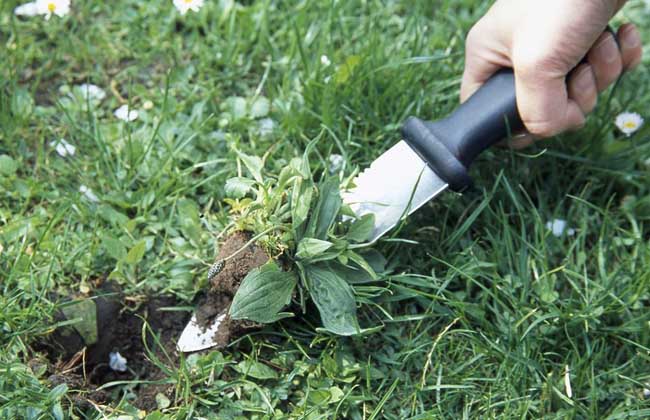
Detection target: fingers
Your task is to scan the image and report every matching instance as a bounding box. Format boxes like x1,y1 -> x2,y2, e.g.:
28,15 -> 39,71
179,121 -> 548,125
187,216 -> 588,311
587,31 -> 623,92
567,63 -> 598,115
618,23 -> 643,70
514,62 -> 586,137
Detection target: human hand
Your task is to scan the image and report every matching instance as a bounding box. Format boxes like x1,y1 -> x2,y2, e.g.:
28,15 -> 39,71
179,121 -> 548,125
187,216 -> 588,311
461,0 -> 643,147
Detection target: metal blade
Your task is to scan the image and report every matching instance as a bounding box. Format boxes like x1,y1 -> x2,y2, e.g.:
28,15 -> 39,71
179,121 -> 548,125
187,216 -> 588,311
177,311 -> 226,353
342,140 -> 448,243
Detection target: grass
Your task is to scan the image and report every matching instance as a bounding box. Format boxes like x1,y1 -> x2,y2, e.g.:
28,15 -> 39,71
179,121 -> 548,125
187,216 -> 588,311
2,0 -> 650,418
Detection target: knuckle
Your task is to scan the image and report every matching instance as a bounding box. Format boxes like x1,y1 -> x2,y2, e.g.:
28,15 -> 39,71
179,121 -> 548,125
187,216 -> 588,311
522,119 -> 561,138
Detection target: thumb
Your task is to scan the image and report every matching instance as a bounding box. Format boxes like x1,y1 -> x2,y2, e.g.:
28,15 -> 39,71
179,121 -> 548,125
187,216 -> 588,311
460,24 -> 512,103
514,65 -> 585,138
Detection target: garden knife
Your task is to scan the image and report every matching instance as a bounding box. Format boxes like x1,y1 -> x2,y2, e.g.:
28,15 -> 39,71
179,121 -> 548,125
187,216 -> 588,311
343,69 -> 523,242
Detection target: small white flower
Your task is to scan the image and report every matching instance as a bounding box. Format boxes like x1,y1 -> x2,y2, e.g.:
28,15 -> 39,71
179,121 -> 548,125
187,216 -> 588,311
320,55 -> 331,66
142,100 -> 154,110
173,0 -> 204,15
76,84 -> 106,101
114,104 -> 139,122
14,2 -> 39,16
328,154 -> 345,174
50,138 -> 75,157
79,185 -> 99,203
36,0 -> 70,19
615,112 -> 644,137
546,219 -> 575,237
109,352 -> 128,372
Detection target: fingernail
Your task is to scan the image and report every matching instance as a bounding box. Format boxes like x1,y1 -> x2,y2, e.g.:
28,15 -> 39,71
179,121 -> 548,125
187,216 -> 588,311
574,66 -> 593,90
621,26 -> 641,50
596,35 -> 619,63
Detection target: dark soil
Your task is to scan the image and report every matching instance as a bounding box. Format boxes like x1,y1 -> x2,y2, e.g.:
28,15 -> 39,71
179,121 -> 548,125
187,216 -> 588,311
37,281 -> 188,412
209,231 -> 270,294
38,232 -> 271,412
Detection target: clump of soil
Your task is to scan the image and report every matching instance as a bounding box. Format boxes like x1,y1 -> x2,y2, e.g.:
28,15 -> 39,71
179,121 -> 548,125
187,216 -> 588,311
209,231 -> 270,294
195,231 -> 270,348
36,281 -> 188,412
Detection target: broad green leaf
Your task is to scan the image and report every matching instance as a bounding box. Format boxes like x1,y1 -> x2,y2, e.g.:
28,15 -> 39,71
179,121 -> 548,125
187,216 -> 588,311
125,240 -> 146,265
335,55 -> 362,84
235,359 -> 278,380
229,261 -> 296,323
225,177 -> 255,199
347,250 -> 378,280
249,96 -> 270,118
236,151 -> 264,183
296,238 -> 333,259
177,199 -> 201,244
291,177 -> 313,233
0,155 -> 17,176
103,236 -> 126,261
305,264 -> 359,335
307,177 -> 342,240
347,214 -> 375,243
60,300 -> 97,345
11,88 -> 34,117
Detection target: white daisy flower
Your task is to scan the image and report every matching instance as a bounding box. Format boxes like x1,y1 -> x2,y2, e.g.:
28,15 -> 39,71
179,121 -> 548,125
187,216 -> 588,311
79,185 -> 99,203
114,104 -> 139,122
36,0 -> 70,19
50,138 -> 76,157
320,55 -> 331,66
546,219 -> 575,237
76,84 -> 106,101
173,0 -> 204,15
14,2 -> 39,16
328,154 -> 344,174
615,112 -> 644,137
109,351 -> 128,372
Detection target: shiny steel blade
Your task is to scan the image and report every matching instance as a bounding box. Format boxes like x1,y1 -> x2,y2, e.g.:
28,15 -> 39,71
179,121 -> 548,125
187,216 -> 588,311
342,140 -> 448,243
177,312 -> 226,352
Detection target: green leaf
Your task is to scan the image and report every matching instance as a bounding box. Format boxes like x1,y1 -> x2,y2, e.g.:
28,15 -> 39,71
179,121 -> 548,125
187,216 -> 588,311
249,96 -> 270,118
305,264 -> 359,335
225,177 -> 255,199
347,214 -> 375,242
229,261 -> 296,323
335,55 -> 362,84
103,236 -> 126,261
235,359 -> 278,380
125,240 -> 146,265
236,151 -> 264,183
60,299 -> 98,345
0,155 -> 18,176
291,177 -> 313,233
296,238 -> 333,259
307,177 -> 342,239
11,88 -> 34,117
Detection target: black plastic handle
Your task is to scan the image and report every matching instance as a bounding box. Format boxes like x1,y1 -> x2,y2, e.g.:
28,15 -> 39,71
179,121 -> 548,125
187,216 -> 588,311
402,69 -> 521,192
402,27 -> 619,193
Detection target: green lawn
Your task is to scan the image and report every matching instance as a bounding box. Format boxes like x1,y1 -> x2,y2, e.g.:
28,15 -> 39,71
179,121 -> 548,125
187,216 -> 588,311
2,0 -> 650,418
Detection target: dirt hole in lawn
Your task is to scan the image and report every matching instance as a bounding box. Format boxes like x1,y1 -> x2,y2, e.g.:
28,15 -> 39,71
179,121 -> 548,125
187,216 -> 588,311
36,231 -> 271,412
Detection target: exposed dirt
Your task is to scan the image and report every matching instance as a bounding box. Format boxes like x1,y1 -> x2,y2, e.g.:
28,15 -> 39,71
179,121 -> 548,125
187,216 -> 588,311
37,281 -> 188,412
38,232 -> 272,412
